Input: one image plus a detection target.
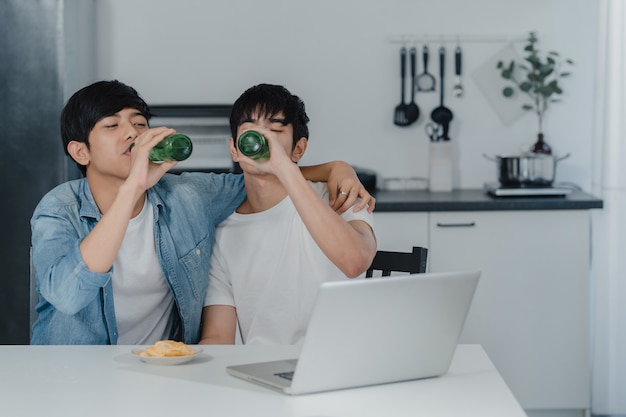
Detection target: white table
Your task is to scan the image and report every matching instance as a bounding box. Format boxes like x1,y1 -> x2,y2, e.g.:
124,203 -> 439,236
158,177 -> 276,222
0,344 -> 526,417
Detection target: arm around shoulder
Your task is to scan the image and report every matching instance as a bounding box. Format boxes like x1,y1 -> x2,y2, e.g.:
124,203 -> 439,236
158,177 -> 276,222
300,161 -> 375,213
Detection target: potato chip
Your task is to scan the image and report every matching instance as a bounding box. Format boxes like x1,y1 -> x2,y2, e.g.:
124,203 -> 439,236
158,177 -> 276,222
140,340 -> 195,357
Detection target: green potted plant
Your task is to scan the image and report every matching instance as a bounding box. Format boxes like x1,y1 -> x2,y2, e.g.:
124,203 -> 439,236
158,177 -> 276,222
497,32 -> 573,154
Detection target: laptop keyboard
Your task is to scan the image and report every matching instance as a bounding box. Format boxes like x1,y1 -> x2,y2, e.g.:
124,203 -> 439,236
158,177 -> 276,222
274,371 -> 294,381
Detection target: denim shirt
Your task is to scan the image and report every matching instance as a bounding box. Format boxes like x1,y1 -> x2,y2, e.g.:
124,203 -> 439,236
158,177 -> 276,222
30,172 -> 245,345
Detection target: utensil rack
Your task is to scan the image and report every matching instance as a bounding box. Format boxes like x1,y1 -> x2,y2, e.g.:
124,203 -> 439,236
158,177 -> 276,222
387,34 -> 529,45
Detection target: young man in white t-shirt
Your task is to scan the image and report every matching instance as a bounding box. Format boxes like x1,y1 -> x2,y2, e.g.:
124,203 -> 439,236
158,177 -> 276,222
200,84 -> 377,345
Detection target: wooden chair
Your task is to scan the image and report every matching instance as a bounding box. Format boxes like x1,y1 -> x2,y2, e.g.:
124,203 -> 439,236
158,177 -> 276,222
365,246 -> 428,278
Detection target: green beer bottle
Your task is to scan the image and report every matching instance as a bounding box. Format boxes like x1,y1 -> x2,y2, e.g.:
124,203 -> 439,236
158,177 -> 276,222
237,130 -> 270,160
132,133 -> 193,162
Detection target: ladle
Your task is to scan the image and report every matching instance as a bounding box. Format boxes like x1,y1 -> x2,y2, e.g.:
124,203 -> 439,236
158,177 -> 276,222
405,47 -> 420,125
430,46 -> 453,140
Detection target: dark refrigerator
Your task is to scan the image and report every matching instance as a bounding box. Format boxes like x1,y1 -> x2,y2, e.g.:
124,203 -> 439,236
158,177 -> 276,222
0,0 -> 95,344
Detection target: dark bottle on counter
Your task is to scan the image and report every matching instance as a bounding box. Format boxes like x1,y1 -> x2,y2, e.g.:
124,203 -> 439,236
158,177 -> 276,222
237,130 -> 270,160
131,133 -> 193,162
531,133 -> 552,155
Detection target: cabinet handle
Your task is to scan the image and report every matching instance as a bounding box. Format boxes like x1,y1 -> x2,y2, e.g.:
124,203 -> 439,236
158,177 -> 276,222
436,222 -> 476,228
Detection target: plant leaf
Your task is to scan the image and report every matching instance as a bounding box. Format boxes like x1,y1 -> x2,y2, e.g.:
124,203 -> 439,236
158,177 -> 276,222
520,81 -> 532,92
547,80 -> 559,89
502,87 -> 514,97
539,86 -> 553,97
540,65 -> 554,77
528,72 -> 541,83
508,61 -> 515,72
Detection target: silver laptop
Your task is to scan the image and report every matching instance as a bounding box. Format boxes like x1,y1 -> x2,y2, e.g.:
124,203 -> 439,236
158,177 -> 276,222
226,270 -> 480,395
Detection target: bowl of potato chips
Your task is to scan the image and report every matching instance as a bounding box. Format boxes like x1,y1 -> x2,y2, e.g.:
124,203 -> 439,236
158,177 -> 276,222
132,340 -> 202,365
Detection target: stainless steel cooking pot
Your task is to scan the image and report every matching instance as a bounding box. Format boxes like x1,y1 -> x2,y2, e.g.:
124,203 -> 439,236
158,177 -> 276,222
483,153 -> 571,187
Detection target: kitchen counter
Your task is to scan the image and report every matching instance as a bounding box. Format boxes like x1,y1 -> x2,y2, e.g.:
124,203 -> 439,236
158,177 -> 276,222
373,188 -> 603,212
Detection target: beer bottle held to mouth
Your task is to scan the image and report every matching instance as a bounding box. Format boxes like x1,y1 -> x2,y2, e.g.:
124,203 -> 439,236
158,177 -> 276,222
237,130 -> 270,160
131,133 -> 193,162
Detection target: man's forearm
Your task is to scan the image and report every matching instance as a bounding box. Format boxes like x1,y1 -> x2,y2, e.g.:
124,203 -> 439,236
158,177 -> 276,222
275,162 -> 376,277
299,161 -> 342,181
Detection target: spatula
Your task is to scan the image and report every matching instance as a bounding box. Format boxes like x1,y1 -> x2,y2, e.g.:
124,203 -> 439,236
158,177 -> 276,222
394,47 -> 410,126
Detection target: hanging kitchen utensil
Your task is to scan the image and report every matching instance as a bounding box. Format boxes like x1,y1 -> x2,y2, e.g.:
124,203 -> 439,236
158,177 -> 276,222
425,123 -> 442,142
416,45 -> 436,92
430,46 -> 454,140
453,45 -> 463,97
393,47 -> 410,126
405,47 -> 420,125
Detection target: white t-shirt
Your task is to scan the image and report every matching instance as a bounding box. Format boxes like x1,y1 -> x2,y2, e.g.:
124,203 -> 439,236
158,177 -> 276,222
204,181 -> 374,345
113,197 -> 174,344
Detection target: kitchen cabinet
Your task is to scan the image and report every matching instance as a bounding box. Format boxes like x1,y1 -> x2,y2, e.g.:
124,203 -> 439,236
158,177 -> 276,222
430,210 -> 590,413
371,189 -> 601,416
372,212 -> 429,251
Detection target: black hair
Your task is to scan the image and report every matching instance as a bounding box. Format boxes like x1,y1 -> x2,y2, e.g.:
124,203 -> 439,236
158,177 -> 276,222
60,80 -> 151,176
229,84 -> 309,149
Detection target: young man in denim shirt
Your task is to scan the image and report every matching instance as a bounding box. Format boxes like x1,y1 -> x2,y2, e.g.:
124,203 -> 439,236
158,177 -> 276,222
30,80 -> 374,345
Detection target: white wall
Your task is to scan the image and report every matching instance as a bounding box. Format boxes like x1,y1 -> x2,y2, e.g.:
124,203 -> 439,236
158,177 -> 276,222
95,0 -> 598,190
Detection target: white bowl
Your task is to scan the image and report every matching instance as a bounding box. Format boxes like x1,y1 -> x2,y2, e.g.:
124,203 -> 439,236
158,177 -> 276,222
131,347 -> 203,366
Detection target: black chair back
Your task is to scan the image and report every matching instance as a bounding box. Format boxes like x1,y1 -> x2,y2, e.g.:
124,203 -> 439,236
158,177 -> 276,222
366,246 -> 428,278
